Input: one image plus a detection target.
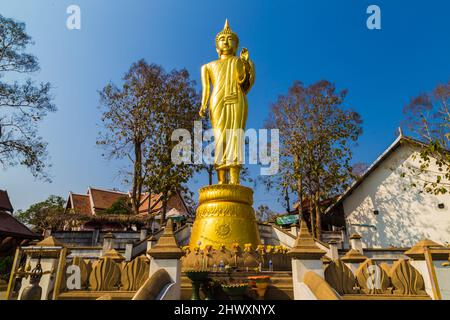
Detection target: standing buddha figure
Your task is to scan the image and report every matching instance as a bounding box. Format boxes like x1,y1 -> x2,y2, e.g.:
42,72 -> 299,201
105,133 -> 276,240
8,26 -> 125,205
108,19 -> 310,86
199,19 -> 255,185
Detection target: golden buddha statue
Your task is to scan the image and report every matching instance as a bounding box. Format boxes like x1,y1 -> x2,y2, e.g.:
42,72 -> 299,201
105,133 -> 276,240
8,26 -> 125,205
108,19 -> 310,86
189,20 -> 260,250
199,19 -> 255,185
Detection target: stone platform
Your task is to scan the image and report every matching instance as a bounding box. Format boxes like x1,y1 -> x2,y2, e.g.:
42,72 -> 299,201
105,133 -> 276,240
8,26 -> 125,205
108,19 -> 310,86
189,184 -> 261,249
180,271 -> 294,300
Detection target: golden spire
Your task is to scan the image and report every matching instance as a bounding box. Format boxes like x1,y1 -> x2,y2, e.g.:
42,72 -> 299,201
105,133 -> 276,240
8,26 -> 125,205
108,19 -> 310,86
215,18 -> 239,46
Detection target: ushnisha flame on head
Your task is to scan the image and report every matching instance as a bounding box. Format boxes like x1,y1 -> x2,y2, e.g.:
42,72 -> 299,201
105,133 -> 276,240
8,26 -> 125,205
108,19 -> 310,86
215,19 -> 239,49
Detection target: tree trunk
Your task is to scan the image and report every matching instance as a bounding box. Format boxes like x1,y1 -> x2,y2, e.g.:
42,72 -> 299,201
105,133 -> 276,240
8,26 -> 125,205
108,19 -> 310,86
284,188 -> 291,213
294,154 -> 303,228
314,189 -> 321,240
160,192 -> 168,226
208,165 -> 214,185
296,178 -> 303,224
308,196 -> 315,236
131,139 -> 143,215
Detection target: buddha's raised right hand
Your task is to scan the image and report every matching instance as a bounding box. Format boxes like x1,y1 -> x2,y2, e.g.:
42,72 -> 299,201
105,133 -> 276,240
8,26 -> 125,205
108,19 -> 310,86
240,48 -> 249,61
199,105 -> 207,117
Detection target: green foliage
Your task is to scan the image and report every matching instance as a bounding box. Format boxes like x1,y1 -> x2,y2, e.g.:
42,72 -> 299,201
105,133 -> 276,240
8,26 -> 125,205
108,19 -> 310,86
255,205 -> 276,222
0,256 -> 13,281
0,15 -> 55,180
103,197 -> 133,215
15,195 -> 65,233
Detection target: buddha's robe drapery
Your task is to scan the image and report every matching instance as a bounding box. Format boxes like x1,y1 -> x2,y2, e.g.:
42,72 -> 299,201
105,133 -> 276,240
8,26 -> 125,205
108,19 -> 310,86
203,56 -> 255,169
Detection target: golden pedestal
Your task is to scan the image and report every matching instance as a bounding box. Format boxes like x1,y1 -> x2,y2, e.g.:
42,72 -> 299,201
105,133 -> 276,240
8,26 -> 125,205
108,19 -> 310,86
189,184 -> 261,249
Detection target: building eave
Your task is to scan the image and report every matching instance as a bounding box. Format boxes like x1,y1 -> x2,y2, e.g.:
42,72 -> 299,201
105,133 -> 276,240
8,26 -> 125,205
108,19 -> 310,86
324,135 -> 437,215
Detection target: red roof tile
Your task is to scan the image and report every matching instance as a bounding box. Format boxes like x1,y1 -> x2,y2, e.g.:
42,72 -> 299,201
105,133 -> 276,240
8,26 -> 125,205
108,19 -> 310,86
69,193 -> 92,215
0,211 -> 38,238
64,187 -> 189,218
138,193 -> 163,214
88,188 -> 128,212
138,192 -> 188,216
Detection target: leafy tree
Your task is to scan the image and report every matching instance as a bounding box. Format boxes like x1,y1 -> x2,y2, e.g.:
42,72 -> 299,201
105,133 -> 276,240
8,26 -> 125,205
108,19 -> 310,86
15,195 -> 65,233
265,80 -> 362,238
255,204 -> 276,222
402,81 -> 450,194
103,197 -> 133,215
0,256 -> 13,281
0,15 -> 55,180
98,60 -> 165,215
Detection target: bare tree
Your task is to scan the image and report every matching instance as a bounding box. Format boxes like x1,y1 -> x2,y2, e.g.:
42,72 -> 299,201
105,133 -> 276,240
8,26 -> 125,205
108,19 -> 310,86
402,81 -> 450,194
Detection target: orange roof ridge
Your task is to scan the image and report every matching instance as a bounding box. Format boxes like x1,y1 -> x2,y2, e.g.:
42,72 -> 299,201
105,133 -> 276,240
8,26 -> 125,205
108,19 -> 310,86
70,192 -> 89,197
88,186 -> 128,195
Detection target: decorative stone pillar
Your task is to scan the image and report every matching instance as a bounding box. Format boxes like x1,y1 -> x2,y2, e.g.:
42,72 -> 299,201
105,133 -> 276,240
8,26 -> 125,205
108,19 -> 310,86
147,219 -> 184,300
349,233 -> 363,254
288,219 -> 326,300
340,249 -> 367,274
92,229 -> 100,246
124,243 -> 133,261
146,235 -> 158,258
43,228 -> 52,238
102,232 -> 114,254
328,240 -> 339,261
290,224 -> 299,237
140,229 -> 147,241
405,239 -> 450,300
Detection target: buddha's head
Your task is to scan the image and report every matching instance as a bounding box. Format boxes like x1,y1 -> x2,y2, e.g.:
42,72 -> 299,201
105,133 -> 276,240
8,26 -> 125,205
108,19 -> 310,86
215,19 -> 239,57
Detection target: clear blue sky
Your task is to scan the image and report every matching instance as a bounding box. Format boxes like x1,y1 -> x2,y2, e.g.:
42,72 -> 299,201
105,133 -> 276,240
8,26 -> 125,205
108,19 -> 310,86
0,0 -> 449,212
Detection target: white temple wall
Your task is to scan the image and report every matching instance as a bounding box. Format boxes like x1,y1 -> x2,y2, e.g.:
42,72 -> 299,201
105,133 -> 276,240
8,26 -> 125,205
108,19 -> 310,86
344,143 -> 450,248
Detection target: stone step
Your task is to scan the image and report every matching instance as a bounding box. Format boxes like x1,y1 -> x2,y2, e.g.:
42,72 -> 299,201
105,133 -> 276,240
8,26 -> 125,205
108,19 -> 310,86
181,271 -> 294,300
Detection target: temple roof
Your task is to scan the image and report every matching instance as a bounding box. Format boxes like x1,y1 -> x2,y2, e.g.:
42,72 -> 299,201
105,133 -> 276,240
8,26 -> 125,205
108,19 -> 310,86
325,135 -> 443,215
68,193 -> 91,215
0,190 -> 13,213
88,187 -> 128,212
0,210 -> 38,238
65,187 -> 190,218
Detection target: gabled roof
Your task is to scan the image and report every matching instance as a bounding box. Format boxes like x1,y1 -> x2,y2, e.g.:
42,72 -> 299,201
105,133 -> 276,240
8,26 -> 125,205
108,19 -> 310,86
293,197 -> 338,212
65,186 -> 191,217
67,193 -> 92,215
0,190 -> 13,213
0,211 -> 39,238
138,191 -> 190,217
88,187 -> 128,211
325,135 -> 433,214
138,192 -> 163,214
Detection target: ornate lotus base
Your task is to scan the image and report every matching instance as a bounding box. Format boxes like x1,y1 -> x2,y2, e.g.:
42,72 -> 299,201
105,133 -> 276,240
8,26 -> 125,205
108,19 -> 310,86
189,184 -> 261,250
